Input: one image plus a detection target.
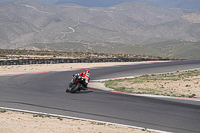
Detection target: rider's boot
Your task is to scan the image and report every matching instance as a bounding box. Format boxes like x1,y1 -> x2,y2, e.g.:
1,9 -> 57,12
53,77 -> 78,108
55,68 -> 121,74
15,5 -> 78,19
80,85 -> 87,90
82,86 -> 87,90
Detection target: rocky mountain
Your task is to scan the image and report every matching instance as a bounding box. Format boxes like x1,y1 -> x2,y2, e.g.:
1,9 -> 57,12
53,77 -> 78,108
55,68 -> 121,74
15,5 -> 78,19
0,0 -> 200,49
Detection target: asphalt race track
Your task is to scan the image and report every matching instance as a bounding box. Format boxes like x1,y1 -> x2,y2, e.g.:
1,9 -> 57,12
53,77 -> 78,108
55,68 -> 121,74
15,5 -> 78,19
0,60 -> 200,133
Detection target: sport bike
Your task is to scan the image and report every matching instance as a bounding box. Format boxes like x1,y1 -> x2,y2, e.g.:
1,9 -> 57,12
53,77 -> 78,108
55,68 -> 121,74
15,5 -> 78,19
66,76 -> 87,93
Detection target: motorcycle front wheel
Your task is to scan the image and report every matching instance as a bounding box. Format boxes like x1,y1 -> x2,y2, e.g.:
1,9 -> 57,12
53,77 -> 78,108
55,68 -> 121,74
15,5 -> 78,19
70,82 -> 81,93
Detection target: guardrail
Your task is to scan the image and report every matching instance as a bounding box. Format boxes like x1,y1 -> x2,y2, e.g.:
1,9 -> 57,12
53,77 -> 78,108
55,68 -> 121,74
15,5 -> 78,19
0,58 -> 173,66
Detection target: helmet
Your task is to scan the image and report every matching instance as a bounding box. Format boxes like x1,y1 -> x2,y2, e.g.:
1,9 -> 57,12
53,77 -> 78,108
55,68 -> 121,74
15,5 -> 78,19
85,69 -> 90,73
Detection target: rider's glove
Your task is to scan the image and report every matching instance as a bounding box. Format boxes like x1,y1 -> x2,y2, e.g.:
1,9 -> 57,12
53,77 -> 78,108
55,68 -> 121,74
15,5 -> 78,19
85,80 -> 88,83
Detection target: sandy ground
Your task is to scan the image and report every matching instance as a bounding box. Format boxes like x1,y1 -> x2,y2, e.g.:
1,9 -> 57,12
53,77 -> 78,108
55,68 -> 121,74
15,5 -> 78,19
0,61 -> 159,133
104,70 -> 200,98
0,62 -> 156,76
0,110 -> 154,133
129,75 -> 200,98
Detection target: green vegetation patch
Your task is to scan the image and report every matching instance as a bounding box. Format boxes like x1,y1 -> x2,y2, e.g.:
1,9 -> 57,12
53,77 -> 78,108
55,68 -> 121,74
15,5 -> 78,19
33,113 -> 51,118
0,108 -> 6,113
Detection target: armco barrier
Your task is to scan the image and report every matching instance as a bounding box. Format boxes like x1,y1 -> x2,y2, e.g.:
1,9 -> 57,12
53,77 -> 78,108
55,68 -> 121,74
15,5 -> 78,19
0,58 -> 170,66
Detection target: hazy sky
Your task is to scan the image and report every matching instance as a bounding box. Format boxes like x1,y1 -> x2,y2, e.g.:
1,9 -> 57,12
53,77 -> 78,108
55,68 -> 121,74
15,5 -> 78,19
55,0 -> 200,9
0,0 -> 199,9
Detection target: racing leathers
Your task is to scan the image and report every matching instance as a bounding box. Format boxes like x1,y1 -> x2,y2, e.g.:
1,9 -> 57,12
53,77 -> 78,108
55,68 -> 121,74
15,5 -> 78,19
74,70 -> 90,89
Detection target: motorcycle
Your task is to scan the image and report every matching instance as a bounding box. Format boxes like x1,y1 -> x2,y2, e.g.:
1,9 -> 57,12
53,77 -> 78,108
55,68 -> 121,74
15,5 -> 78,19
66,75 -> 87,93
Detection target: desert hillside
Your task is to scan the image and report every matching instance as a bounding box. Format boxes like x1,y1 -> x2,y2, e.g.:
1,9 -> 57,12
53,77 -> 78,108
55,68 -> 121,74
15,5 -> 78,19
0,0 -> 199,49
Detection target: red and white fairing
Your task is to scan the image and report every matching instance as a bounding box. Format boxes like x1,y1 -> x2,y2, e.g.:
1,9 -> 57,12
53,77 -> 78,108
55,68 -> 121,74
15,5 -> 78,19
74,72 -> 90,83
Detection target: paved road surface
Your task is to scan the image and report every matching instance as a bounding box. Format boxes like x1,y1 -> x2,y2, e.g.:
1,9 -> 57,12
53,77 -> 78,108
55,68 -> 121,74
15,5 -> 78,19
0,60 -> 200,133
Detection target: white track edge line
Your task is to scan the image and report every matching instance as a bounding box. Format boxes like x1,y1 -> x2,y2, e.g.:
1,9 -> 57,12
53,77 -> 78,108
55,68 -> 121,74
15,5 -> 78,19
0,106 -> 172,133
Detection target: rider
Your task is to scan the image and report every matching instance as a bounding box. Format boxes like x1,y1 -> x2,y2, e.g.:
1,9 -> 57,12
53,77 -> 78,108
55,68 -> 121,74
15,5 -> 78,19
73,69 -> 90,90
